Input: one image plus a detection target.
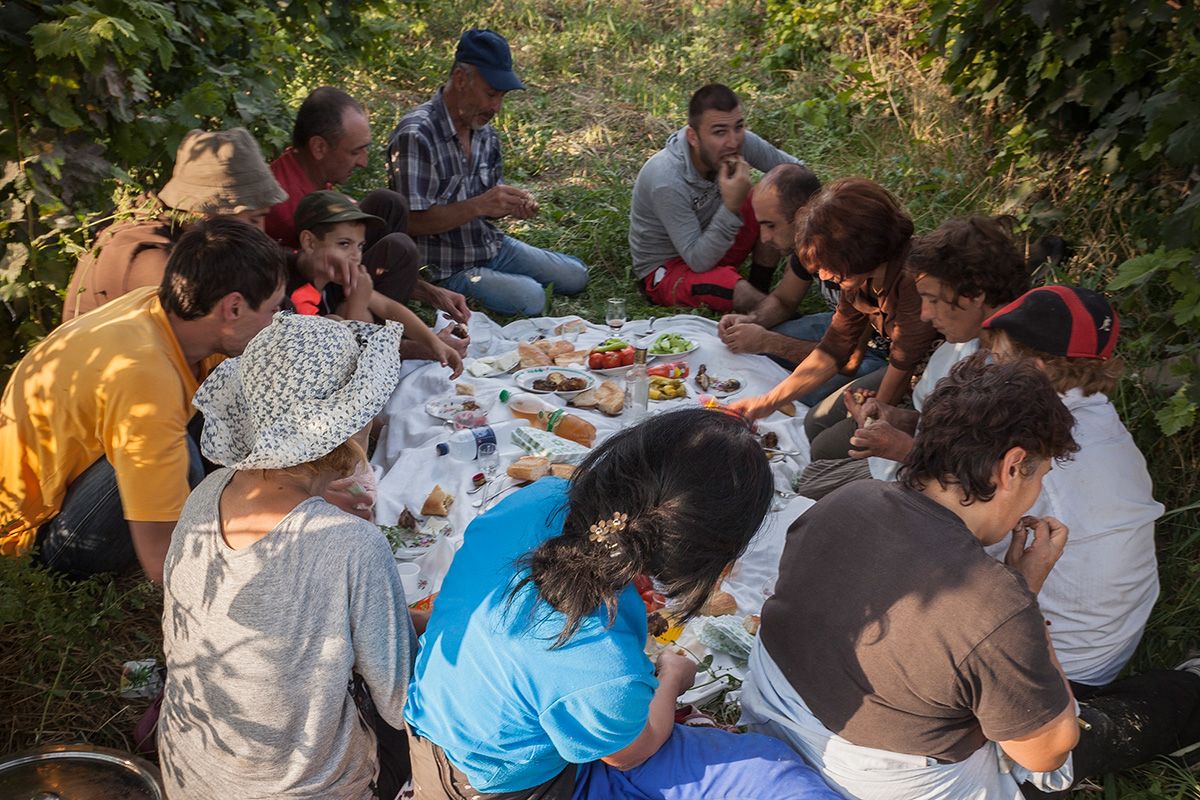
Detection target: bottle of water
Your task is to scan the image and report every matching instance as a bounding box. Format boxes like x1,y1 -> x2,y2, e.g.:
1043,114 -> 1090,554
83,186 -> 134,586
623,346 -> 650,427
436,425 -> 498,460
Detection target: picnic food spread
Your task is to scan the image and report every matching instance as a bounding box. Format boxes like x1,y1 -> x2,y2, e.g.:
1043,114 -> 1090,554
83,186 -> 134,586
369,313 -> 812,697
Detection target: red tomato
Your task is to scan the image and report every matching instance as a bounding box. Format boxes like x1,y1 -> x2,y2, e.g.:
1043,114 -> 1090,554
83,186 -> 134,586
603,351 -> 621,369
618,346 -> 635,367
588,352 -> 606,370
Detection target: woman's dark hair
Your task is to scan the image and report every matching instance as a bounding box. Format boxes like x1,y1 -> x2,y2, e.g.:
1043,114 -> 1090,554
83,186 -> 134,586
905,216 -> 1029,309
292,86 -> 365,150
514,409 -> 772,647
794,177 -> 914,278
899,353 -> 1079,504
160,217 -> 286,320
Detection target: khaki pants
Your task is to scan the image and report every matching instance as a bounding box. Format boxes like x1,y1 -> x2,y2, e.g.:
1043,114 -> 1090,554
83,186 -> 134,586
406,725 -> 575,800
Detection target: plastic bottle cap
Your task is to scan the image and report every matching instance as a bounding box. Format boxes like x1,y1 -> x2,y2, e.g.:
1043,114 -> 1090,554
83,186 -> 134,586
499,389 -> 511,402
436,443 -> 449,456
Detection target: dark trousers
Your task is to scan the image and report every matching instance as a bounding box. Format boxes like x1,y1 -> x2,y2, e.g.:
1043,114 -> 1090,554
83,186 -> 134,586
34,423 -> 205,578
353,675 -> 413,800
360,189 -> 421,306
1020,670 -> 1200,798
803,367 -> 888,461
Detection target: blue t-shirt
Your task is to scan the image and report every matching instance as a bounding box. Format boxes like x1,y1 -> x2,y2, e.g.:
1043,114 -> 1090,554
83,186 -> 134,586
406,478 -> 657,792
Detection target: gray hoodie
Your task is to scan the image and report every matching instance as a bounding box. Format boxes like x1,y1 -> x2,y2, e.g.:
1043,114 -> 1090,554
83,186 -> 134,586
628,126 -> 800,279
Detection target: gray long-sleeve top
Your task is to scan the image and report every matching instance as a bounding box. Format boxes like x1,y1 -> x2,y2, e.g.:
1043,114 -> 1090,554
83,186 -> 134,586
628,127 -> 800,279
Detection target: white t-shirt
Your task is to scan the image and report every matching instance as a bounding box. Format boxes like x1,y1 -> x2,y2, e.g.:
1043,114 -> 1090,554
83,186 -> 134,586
984,389 -> 1163,685
868,339 -> 980,482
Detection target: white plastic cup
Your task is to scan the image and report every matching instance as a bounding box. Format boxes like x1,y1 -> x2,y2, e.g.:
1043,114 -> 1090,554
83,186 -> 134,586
396,562 -> 422,601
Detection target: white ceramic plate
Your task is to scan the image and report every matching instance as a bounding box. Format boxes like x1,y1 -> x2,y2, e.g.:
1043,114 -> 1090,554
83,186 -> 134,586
424,395 -> 494,420
694,372 -> 744,398
381,524 -> 442,560
512,366 -> 595,398
590,363 -> 634,377
647,341 -> 698,359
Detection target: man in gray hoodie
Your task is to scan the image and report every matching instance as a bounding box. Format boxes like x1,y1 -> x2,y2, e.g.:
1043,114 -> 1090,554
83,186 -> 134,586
629,84 -> 802,312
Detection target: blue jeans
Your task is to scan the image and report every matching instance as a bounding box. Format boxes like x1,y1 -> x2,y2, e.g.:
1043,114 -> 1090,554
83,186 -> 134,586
34,435 -> 204,578
769,312 -> 890,407
440,235 -> 588,317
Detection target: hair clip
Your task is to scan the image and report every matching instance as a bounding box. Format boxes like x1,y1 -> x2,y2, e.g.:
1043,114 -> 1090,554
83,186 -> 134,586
588,512 -> 628,557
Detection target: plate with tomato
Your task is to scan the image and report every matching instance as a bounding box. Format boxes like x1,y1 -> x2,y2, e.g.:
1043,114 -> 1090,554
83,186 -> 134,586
586,338 -> 638,375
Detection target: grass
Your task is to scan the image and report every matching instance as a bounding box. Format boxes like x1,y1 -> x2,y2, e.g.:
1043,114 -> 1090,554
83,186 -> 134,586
3,1 -> 1198,796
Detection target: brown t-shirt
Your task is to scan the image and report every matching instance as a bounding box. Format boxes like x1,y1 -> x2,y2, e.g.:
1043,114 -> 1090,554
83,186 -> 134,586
816,258 -> 937,371
760,481 -> 1070,763
62,195 -> 182,322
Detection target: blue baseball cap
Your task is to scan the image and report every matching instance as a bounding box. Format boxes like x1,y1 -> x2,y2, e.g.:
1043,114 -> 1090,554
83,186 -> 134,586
455,29 -> 525,92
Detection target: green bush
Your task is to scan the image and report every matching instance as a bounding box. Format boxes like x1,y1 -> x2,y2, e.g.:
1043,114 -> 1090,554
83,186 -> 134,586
0,0 -> 407,378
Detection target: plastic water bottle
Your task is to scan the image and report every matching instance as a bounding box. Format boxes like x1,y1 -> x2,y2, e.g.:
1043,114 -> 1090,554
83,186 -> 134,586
436,425 -> 498,461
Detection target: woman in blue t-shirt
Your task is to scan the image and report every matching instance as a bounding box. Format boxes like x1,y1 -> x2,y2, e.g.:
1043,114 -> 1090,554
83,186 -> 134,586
405,408 -> 840,800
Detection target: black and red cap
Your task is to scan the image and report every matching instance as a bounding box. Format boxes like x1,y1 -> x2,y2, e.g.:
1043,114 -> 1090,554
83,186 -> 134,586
982,285 -> 1119,360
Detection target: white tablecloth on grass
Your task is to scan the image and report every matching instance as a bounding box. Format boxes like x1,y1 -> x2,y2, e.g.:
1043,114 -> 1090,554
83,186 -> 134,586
371,312 -> 817,693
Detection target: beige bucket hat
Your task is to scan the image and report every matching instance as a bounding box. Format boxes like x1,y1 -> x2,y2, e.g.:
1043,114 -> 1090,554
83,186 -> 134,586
160,127 -> 287,215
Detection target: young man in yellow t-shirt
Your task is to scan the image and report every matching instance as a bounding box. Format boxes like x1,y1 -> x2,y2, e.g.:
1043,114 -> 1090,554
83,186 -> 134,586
1,217 -> 287,583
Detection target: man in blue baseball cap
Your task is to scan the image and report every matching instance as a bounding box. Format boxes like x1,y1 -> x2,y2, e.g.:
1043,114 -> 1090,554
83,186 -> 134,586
387,29 -> 588,317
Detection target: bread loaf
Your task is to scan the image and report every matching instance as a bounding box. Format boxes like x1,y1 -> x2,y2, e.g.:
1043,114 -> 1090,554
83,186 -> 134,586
549,463 -> 577,480
553,349 -> 589,367
701,589 -> 738,616
554,319 -> 587,335
507,455 -> 551,482
519,342 -> 553,369
595,380 -> 624,416
420,485 -> 455,516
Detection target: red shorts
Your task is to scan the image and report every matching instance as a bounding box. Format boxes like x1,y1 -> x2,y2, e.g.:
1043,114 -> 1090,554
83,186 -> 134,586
641,193 -> 760,312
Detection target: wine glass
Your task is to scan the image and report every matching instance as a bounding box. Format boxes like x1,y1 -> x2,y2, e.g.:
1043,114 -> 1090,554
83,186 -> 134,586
605,298 -> 627,332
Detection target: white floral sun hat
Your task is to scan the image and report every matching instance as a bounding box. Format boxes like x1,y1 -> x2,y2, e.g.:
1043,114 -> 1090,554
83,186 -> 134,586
193,313 -> 403,470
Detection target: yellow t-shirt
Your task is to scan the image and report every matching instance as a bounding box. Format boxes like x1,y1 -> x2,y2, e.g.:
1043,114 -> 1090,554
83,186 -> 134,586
1,287 -> 219,557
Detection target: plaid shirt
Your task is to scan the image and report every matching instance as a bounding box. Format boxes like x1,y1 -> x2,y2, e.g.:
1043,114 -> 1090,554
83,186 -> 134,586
387,89 -> 504,280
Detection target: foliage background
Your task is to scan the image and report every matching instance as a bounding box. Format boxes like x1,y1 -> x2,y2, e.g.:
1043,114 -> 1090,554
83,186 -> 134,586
0,0 -> 407,371
2,1 -> 1198,795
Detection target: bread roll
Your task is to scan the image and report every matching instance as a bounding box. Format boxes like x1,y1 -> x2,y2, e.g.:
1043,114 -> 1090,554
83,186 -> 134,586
554,319 -> 587,335
507,455 -> 551,482
595,380 -> 624,416
455,383 -> 475,396
420,485 -> 455,516
549,463 -> 576,480
519,342 -> 553,369
701,589 -> 738,616
570,388 -> 598,408
553,349 -> 589,367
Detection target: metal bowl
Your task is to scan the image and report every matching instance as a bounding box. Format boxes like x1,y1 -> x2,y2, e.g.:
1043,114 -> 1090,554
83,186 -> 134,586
0,743 -> 163,799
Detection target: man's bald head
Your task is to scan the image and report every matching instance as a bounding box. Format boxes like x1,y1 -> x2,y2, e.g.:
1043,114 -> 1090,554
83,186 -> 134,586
758,164 -> 821,223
